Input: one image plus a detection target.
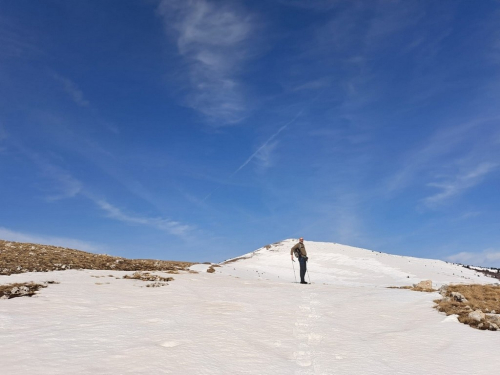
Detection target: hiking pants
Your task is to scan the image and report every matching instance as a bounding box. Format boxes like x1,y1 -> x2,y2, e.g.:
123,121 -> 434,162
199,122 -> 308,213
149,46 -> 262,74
299,257 -> 307,283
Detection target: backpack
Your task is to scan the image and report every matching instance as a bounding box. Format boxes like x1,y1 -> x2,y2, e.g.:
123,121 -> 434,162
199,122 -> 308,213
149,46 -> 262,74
294,245 -> 303,259
294,248 -> 301,258
294,245 -> 308,261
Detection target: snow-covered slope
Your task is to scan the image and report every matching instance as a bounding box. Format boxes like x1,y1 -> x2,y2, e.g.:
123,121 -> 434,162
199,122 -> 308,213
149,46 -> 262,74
218,239 -> 495,287
1,239 -> 498,375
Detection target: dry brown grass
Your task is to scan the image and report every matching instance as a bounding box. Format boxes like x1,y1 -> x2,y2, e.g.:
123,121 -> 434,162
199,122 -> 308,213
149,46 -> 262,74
0,239 -> 193,275
0,282 -> 48,299
123,271 -> 174,282
222,256 -> 248,265
434,284 -> 500,330
122,272 -> 174,288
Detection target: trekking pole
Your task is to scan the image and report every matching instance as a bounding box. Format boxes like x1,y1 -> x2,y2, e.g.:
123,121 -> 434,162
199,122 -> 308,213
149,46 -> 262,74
291,260 -> 297,283
307,269 -> 311,284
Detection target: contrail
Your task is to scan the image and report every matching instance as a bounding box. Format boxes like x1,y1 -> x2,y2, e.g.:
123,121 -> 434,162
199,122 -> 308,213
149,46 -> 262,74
203,91 -> 323,201
229,107 -> 305,178
202,109 -> 304,202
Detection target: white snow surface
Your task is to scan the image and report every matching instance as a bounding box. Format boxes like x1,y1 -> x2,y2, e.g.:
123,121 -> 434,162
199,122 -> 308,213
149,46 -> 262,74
1,239 -> 499,374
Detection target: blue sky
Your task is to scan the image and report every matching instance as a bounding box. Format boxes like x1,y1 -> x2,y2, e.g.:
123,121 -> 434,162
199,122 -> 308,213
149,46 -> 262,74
1,0 -> 499,266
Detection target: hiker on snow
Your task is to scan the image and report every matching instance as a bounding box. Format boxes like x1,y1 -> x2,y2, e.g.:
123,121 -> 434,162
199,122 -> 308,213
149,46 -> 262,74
291,237 -> 308,284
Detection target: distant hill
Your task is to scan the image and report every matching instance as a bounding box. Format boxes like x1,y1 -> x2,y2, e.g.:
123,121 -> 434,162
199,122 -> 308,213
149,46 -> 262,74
216,239 -> 498,286
0,239 -> 193,275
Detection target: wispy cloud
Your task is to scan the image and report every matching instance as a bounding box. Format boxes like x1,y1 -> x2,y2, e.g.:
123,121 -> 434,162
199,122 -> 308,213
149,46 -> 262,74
0,227 -> 103,253
52,73 -> 89,107
13,145 -> 84,201
41,163 -> 83,201
9,136 -> 194,238
157,0 -> 256,124
456,211 -> 482,220
386,117 -> 500,194
423,163 -> 498,208
292,78 -> 331,92
446,248 -> 500,268
0,15 -> 42,59
94,198 -> 193,237
276,0 -> 341,11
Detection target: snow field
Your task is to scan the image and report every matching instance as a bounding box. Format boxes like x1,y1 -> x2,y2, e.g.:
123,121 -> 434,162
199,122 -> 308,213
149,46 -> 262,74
1,239 -> 499,374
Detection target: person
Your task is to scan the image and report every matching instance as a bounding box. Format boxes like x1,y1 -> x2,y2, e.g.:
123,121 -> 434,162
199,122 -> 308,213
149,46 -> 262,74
291,237 -> 308,284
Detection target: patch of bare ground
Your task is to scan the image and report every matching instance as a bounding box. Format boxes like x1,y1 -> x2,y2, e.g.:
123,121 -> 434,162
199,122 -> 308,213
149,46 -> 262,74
222,256 -> 248,265
461,264 -> 500,281
0,239 -> 193,275
0,281 -> 57,299
434,284 -> 500,331
221,241 -> 284,265
267,241 -> 283,251
123,271 -> 173,287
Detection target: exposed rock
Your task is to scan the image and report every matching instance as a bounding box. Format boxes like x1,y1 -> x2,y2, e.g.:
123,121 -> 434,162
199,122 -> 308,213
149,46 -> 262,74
468,310 -> 485,322
438,285 -> 448,296
415,280 -> 432,289
485,313 -> 500,326
450,291 -> 468,303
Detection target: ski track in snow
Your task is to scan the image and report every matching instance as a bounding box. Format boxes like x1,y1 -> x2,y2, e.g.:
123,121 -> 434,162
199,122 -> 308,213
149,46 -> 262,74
1,239 -> 499,374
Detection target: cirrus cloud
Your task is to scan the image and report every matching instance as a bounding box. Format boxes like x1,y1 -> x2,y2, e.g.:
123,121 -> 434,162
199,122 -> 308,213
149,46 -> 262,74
157,0 -> 257,124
